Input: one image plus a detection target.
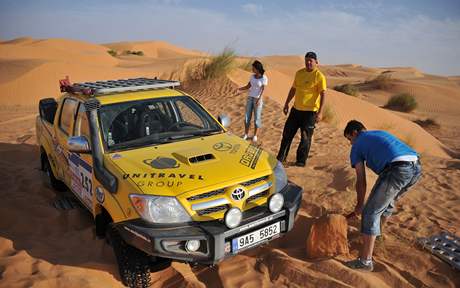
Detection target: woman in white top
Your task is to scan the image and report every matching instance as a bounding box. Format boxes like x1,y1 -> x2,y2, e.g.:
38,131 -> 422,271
237,60 -> 268,142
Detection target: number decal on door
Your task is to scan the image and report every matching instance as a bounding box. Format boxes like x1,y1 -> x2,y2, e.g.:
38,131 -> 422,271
69,152 -> 93,208
80,172 -> 93,195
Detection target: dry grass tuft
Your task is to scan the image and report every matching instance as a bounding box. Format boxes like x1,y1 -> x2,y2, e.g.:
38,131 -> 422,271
107,49 -> 117,57
334,83 -> 359,96
122,50 -> 144,56
384,93 -> 418,112
321,105 -> 337,126
414,118 -> 440,129
186,47 -> 236,81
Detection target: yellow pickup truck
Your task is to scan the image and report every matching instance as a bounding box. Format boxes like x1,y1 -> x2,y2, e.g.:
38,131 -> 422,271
36,77 -> 302,287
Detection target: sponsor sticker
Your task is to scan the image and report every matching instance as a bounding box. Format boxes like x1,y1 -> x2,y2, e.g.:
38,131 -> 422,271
239,144 -> 262,169
213,142 -> 233,152
96,187 -> 105,204
143,157 -> 180,169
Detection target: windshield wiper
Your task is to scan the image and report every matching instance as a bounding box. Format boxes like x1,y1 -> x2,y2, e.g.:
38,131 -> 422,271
109,137 -> 172,150
109,129 -> 222,151
188,129 -> 222,136
157,129 -> 222,142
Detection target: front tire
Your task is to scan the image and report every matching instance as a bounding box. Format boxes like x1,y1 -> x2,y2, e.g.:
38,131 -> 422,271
107,226 -> 151,288
43,157 -> 66,191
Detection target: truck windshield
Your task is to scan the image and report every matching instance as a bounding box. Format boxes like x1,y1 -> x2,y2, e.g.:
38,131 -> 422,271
99,96 -> 223,151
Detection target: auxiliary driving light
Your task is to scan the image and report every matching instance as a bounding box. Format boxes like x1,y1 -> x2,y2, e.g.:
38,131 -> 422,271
269,193 -> 284,213
224,207 -> 242,229
185,240 -> 200,252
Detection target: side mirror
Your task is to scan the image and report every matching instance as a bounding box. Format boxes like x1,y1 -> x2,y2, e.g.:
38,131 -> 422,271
218,114 -> 231,128
68,136 -> 91,153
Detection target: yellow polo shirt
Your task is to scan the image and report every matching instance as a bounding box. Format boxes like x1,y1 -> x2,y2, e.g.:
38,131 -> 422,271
292,68 -> 327,111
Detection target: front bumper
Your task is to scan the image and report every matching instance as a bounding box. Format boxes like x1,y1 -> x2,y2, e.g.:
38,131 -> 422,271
114,182 -> 302,264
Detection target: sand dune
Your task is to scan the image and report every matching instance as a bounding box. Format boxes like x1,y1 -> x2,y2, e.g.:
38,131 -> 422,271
0,38 -> 459,288
0,38 -> 118,65
104,40 -> 204,58
0,62 -> 144,106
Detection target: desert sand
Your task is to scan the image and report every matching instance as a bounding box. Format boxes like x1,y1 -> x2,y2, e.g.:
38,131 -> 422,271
0,38 -> 459,287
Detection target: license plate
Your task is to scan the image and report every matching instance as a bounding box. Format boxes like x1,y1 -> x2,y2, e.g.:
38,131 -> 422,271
232,222 -> 280,252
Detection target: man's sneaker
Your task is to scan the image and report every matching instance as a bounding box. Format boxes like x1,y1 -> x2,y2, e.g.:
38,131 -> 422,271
294,161 -> 305,167
252,135 -> 258,142
345,258 -> 374,272
242,134 -> 248,140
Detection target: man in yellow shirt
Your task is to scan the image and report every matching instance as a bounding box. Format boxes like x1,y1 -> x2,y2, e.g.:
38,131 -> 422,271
276,51 -> 327,167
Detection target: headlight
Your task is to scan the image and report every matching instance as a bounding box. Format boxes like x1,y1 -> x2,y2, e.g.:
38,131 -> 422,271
224,207 -> 243,229
269,193 -> 284,213
274,161 -> 288,193
129,194 -> 192,223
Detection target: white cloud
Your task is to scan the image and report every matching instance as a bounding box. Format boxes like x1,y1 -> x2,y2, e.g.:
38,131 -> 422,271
242,3 -> 263,16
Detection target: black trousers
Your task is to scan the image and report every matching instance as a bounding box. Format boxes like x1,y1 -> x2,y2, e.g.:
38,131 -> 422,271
276,108 -> 316,164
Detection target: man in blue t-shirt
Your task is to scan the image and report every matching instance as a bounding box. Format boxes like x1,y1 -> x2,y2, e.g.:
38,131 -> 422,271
343,120 -> 422,271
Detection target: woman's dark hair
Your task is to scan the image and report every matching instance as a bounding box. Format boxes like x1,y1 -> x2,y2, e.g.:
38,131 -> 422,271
344,120 -> 366,137
252,60 -> 265,75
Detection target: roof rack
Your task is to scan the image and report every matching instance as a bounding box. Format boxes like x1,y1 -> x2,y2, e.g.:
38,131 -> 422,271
59,77 -> 180,96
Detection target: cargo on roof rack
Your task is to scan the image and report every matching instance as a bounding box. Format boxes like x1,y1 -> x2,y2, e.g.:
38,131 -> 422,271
60,77 -> 180,96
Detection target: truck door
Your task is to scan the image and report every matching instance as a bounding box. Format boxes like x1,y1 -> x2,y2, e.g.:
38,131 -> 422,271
69,103 -> 95,212
54,97 -> 78,184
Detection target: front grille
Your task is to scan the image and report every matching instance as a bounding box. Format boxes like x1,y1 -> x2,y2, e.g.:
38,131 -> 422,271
246,190 -> 269,203
187,188 -> 225,201
241,175 -> 269,187
196,204 -> 228,216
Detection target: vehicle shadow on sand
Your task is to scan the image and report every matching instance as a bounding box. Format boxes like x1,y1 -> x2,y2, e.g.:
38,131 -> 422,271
0,142 -> 125,277
0,142 -> 230,286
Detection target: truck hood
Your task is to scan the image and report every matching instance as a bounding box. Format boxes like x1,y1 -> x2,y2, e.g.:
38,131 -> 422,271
106,133 -> 277,196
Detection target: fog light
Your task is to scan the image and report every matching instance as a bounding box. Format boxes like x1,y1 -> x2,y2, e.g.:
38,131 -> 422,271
224,207 -> 242,229
269,193 -> 284,213
185,240 -> 200,252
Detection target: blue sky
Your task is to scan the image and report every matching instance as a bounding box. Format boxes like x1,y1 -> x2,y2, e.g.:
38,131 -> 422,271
1,0 -> 460,75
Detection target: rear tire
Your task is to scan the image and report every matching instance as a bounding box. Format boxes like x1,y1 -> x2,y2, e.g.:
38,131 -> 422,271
107,226 -> 152,288
43,157 -> 66,191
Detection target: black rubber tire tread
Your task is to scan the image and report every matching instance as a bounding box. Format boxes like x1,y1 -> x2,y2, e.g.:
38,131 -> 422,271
44,157 -> 67,191
108,226 -> 151,288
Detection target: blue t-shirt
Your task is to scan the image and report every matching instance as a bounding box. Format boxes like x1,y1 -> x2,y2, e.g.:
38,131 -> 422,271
350,130 -> 418,174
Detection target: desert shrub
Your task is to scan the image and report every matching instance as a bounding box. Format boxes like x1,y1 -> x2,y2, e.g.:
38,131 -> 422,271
202,47 -> 236,79
122,50 -> 144,56
184,59 -> 206,81
414,118 -> 440,128
321,105 -> 337,125
366,73 -> 393,90
334,83 -> 359,96
107,49 -> 117,57
186,47 -> 236,80
384,93 -> 417,112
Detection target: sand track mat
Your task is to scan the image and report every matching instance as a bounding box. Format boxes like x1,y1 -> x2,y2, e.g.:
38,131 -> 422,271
52,195 -> 81,211
418,232 -> 460,270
